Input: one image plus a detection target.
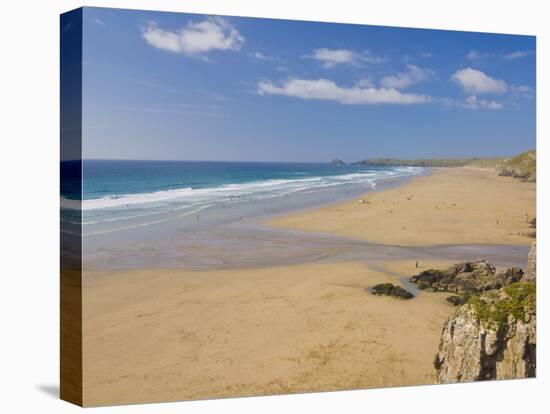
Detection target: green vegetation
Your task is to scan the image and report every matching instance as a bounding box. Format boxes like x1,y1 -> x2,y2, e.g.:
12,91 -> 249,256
355,157 -> 504,168
354,150 -> 535,178
466,157 -> 506,168
467,282 -> 536,329
496,150 -> 536,182
356,158 -> 472,167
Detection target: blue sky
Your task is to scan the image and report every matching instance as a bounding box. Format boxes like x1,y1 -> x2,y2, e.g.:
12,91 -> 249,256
81,7 -> 536,162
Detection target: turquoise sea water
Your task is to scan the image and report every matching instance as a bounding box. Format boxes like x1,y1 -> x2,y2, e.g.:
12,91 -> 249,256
61,160 -> 423,235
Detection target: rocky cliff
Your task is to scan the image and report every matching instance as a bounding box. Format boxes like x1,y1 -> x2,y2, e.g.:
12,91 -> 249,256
434,284 -> 536,383
433,246 -> 536,383
522,241 -> 536,283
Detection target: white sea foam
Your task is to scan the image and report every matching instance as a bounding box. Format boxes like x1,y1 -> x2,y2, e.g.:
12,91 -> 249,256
60,167 -> 423,232
69,169 -> 420,212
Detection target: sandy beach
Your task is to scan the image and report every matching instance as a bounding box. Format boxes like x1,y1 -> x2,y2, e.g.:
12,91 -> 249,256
82,260 -> 455,406
81,167 -> 536,406
269,167 -> 536,246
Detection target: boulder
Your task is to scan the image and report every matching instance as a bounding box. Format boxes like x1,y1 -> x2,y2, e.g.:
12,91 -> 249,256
371,283 -> 414,299
434,283 -> 536,383
446,295 -> 466,306
409,260 -> 523,294
330,158 -> 346,166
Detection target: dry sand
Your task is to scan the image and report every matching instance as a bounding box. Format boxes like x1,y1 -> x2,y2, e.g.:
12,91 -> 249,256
81,167 -> 536,406
82,260 -> 453,406
268,167 -> 536,246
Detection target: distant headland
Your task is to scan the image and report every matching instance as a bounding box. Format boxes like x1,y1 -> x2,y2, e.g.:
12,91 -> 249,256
351,150 -> 536,182
330,158 -> 346,166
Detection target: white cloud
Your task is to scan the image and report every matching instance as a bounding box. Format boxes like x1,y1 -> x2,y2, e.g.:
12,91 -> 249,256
356,78 -> 374,88
484,101 -> 504,110
511,85 -> 532,93
380,65 -> 433,89
362,50 -> 384,64
257,78 -> 431,105
451,68 -> 507,94
305,48 -> 383,68
466,50 -> 491,60
462,95 -> 504,110
504,50 -> 533,60
510,85 -> 533,94
467,49 -> 534,61
311,48 -> 354,66
510,84 -> 534,98
142,17 -> 244,56
442,95 -> 503,110
252,52 -> 273,61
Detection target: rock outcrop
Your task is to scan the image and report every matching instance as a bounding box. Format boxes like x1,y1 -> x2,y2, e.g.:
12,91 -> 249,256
434,283 -> 536,383
371,283 -> 414,299
330,158 -> 346,166
522,241 -> 536,283
410,261 -> 523,294
446,295 -> 467,306
527,217 -> 536,238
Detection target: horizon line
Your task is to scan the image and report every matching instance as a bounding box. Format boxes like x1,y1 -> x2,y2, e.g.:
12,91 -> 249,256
60,152 -> 532,164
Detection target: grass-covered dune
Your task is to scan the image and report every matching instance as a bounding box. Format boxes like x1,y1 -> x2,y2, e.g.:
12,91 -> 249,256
496,150 -> 536,182
354,150 -> 536,183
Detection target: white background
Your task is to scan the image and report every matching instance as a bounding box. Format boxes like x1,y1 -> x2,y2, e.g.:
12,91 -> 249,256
0,0 -> 547,412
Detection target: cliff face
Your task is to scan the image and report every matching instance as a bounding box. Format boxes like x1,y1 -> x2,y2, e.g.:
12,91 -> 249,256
522,242 -> 536,283
434,300 -> 536,383
433,241 -> 536,383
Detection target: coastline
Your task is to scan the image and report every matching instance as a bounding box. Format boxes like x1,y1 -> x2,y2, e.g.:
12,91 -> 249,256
267,167 -> 536,246
78,162 -> 425,238
81,166 -> 536,405
82,168 -> 426,270
82,168 -> 530,272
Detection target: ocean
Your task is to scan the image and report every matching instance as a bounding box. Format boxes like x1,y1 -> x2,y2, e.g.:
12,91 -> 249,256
61,160 -> 424,236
